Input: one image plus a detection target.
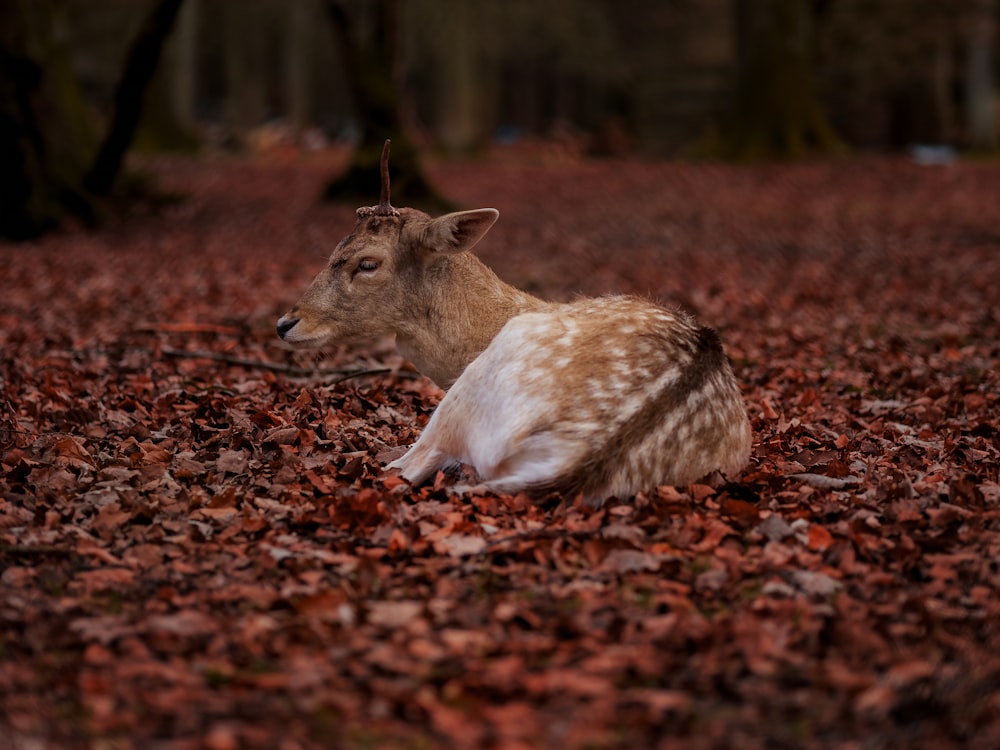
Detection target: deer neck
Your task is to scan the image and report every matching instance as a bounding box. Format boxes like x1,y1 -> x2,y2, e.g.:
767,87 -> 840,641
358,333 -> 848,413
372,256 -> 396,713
395,253 -> 546,389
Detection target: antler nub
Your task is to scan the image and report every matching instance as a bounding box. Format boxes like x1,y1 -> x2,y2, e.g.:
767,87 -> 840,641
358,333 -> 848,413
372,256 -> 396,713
358,139 -> 400,219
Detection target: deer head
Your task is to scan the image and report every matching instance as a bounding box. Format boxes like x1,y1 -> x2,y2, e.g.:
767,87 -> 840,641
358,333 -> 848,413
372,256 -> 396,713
276,140 -> 542,387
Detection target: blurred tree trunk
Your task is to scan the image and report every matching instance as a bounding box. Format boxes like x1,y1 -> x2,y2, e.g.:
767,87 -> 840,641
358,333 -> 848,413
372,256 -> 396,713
965,0 -> 997,149
286,0 -> 311,141
173,0 -> 199,134
322,0 -> 448,210
135,0 -> 200,153
435,2 -> 483,154
721,0 -> 842,159
1,0 -> 186,239
84,0 -> 185,193
224,0 -> 266,145
0,0 -> 98,239
931,25 -> 956,144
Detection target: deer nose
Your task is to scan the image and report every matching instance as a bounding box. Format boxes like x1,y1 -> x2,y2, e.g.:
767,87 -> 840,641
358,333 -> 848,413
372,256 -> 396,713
276,316 -> 299,340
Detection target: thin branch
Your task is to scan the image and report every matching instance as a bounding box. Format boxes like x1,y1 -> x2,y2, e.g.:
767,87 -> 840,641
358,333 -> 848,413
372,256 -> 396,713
0,543 -> 75,559
481,528 -> 593,555
159,347 -> 393,381
330,368 -> 398,385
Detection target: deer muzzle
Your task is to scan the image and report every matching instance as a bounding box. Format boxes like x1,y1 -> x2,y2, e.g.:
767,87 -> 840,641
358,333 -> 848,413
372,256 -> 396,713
276,315 -> 299,341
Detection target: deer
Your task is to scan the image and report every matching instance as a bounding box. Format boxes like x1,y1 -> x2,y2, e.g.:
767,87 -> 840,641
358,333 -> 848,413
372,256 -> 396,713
277,141 -> 752,505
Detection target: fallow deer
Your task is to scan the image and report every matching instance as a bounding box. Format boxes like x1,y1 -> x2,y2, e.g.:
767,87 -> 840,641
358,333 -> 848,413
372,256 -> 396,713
277,141 -> 751,504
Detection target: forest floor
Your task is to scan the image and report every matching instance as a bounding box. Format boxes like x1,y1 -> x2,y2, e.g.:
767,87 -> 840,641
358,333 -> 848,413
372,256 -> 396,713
1,146 -> 999,749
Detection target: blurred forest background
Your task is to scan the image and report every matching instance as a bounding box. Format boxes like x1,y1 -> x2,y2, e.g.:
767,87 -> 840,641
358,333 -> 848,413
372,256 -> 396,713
2,0 -> 998,240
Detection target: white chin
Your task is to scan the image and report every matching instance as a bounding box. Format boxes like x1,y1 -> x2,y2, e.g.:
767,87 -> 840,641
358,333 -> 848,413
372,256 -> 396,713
279,325 -> 331,347
282,333 -> 328,348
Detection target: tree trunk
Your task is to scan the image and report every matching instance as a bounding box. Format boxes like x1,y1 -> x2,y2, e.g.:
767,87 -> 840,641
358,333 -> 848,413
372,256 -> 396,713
322,0 -> 449,211
84,0 -> 185,194
286,0 -> 311,142
965,0 -> 997,150
0,0 -> 98,239
719,0 -> 842,160
135,0 -> 200,155
931,25 -> 956,144
223,0 -> 267,146
172,0 -> 199,133
435,2 -> 484,154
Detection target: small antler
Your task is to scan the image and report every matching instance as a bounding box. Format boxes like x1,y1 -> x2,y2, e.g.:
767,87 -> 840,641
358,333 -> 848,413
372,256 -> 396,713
358,139 -> 400,218
378,139 -> 393,212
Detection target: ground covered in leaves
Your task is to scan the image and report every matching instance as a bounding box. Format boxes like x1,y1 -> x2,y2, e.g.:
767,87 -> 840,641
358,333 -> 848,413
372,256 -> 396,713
2,148 -> 999,749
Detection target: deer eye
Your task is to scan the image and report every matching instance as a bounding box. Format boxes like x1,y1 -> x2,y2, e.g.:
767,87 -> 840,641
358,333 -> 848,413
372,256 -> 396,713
357,258 -> 379,273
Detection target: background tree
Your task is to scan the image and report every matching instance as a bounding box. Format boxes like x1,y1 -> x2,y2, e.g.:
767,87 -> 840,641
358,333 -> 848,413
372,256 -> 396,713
3,0 -> 998,243
715,0 -> 842,159
322,0 -> 447,210
967,0 -> 998,149
133,0 -> 199,154
0,0 -> 99,239
286,0 -> 312,141
403,1 -> 487,155
84,0 -> 184,194
0,0 -> 184,240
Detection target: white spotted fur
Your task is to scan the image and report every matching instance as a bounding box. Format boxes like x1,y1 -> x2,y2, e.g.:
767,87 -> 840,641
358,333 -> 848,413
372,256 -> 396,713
386,296 -> 751,503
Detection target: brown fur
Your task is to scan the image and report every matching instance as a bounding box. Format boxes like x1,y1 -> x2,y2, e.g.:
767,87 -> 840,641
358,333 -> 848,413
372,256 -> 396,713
278,207 -> 545,388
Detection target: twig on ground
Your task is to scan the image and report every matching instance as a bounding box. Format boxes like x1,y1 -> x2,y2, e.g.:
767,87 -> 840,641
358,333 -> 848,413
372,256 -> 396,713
160,347 -> 392,381
0,543 -> 75,559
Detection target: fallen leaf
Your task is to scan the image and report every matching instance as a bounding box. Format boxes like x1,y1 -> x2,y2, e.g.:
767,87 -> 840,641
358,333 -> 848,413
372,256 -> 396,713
600,548 -> 661,573
367,600 -> 424,628
807,524 -> 835,551
432,533 -> 486,557
758,514 -> 795,542
791,570 -> 841,597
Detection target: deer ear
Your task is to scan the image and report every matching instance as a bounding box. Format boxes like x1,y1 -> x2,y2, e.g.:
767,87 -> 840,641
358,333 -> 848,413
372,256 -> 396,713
419,209 -> 499,255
